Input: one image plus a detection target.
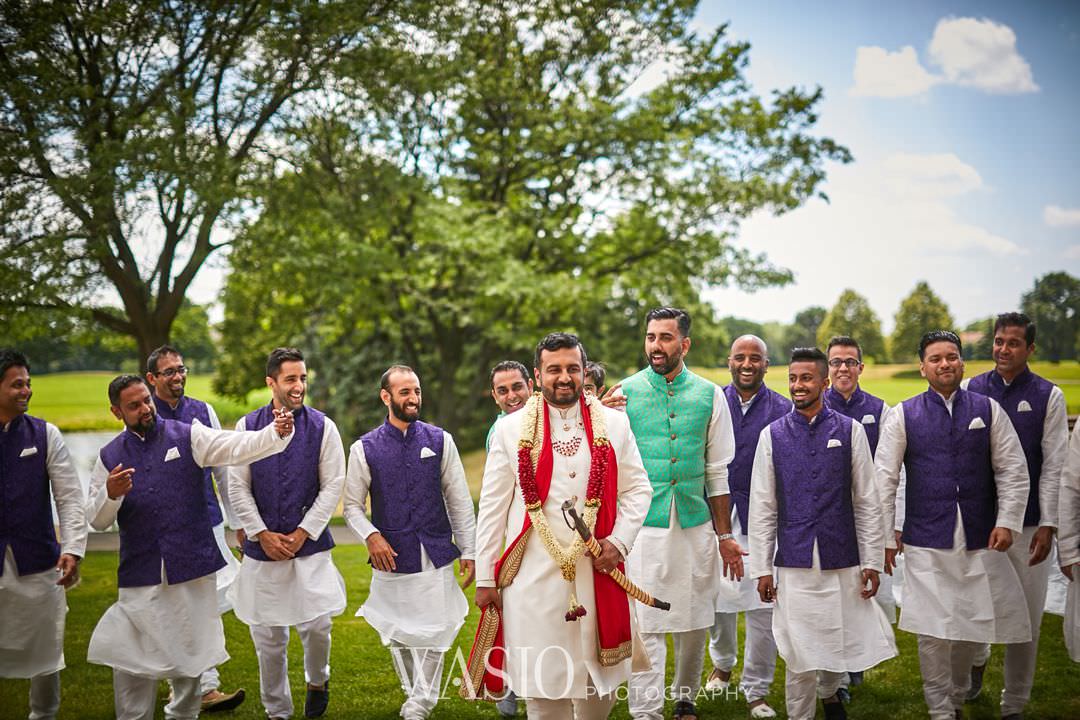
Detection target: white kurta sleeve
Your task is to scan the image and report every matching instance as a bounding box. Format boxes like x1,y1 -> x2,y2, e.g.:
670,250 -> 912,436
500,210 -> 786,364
1058,422 -> 1080,568
295,419 -> 346,539
441,431 -> 477,560
474,420 -> 517,588
343,440 -> 379,541
748,428 -> 778,579
190,417 -> 292,469
46,423 -> 87,557
988,399 -> 1031,533
607,411 -> 652,558
226,417 -> 268,537
705,384 -> 735,497
204,403 -> 237,529
1036,386 -> 1068,528
880,403 -> 907,533
850,421 -> 884,572
87,455 -> 122,531
874,403 -> 907,550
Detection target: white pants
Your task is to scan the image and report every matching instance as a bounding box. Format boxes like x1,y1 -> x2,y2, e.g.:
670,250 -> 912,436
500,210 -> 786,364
971,526 -> 1051,716
709,608 -> 777,703
628,628 -> 708,719
113,670 -> 200,720
785,668 -> 845,720
525,693 -> 616,719
27,671 -> 60,720
917,635 -> 981,720
389,642 -> 444,719
250,613 -> 332,718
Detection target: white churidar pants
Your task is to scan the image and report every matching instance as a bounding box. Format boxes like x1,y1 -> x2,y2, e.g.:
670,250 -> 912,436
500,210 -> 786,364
916,635 -> 981,720
249,613 -> 332,718
628,628 -> 708,719
113,670 -> 200,720
785,668 -> 845,720
389,641 -> 445,720
709,608 -> 777,703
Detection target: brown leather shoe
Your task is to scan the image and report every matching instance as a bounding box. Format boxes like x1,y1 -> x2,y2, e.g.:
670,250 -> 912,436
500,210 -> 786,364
201,688 -> 246,713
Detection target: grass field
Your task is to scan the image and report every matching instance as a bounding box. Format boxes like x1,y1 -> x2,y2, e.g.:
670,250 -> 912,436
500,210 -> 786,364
1,549 -> 1077,719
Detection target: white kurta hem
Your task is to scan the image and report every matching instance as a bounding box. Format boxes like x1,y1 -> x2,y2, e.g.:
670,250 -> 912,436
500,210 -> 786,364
0,549 -> 67,679
228,550 -> 346,627
359,556 -> 468,650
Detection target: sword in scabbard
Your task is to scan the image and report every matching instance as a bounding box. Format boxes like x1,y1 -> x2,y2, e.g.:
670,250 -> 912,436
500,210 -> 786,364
560,497 -> 670,611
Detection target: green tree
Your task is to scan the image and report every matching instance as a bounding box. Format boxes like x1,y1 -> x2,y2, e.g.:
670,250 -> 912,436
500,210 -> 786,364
962,316 -> 994,361
890,281 -> 955,363
214,1 -> 851,444
0,0 -> 425,360
1022,272 -> 1080,362
787,305 -> 828,351
816,290 -> 886,362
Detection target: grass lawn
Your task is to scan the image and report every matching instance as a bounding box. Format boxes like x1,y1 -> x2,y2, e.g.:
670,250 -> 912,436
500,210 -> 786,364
1,549 -> 1077,719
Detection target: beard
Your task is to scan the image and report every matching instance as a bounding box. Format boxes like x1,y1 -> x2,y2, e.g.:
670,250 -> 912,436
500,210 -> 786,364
542,380 -> 580,408
132,414 -> 156,435
390,397 -> 421,423
649,349 -> 683,376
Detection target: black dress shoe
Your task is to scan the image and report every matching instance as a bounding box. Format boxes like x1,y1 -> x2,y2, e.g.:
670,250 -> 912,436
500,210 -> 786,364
824,700 -> 847,719
304,680 -> 330,718
673,700 -> 697,719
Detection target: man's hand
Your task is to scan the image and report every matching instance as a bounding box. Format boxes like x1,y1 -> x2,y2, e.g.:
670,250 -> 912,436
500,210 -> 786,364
366,532 -> 398,572
756,575 -> 776,603
719,537 -> 748,581
988,526 -> 1014,552
459,559 -> 475,589
1063,562 -> 1076,582
258,531 -> 296,561
598,383 -> 626,410
236,529 -> 247,548
1029,526 -> 1054,566
475,586 -> 501,611
885,548 -> 898,576
283,528 -> 310,556
591,538 -> 621,574
860,569 -> 880,599
894,530 -> 904,554
55,554 -> 80,588
272,407 -> 294,438
106,464 -> 135,500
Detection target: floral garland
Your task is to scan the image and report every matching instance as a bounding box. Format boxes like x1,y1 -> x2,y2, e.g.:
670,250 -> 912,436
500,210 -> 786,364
517,391 -> 610,621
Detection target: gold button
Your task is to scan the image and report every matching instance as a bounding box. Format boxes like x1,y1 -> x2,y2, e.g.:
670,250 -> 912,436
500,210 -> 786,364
668,390 -> 674,396
670,479 -> 677,485
671,433 -> 677,440
669,413 -> 676,419
569,471 -> 576,478
670,457 -> 677,463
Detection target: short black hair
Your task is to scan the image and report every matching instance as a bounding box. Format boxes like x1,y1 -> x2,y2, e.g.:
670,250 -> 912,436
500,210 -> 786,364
994,312 -> 1036,346
380,364 -> 416,392
789,347 -> 828,377
146,344 -> 182,374
585,361 -> 606,388
0,349 -> 29,381
108,374 -> 149,406
918,330 -> 962,360
266,347 -> 305,379
826,336 -> 862,362
645,307 -> 691,338
533,332 -> 587,370
489,360 -> 530,388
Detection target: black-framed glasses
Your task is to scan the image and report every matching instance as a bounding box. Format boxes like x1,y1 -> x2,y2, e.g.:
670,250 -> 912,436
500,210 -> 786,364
828,358 -> 860,369
156,366 -> 188,378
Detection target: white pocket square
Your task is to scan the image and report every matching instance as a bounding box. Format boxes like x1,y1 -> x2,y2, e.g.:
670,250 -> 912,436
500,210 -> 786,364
860,414 -> 876,424
164,447 -> 181,462
968,417 -> 986,430
420,447 -> 436,459
19,446 -> 38,458
1017,400 -> 1032,412
827,438 -> 842,449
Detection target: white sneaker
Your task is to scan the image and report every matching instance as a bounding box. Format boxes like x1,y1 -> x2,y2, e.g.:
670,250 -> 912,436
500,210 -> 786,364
749,701 -> 778,718
704,667 -> 730,692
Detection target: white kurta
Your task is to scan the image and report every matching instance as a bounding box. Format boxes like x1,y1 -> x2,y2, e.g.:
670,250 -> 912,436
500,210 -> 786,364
86,421 -> 291,677
626,379 -> 735,634
1058,421 -> 1080,661
0,422 -> 87,679
194,404 -> 242,612
227,413 -> 347,627
748,418 -> 896,674
875,393 -> 1031,643
475,400 -> 653,698
344,429 -> 476,649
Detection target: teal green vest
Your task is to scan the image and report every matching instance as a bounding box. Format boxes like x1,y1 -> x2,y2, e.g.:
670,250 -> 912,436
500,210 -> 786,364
622,366 -> 715,528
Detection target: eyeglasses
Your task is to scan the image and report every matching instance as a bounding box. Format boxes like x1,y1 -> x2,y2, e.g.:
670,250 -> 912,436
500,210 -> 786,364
828,358 -> 860,369
155,366 -> 188,378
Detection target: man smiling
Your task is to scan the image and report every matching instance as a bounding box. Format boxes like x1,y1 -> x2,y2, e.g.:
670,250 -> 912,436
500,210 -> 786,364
487,361 -> 534,452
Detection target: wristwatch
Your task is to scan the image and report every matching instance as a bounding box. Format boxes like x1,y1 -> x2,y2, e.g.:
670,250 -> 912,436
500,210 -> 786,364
717,533 -> 735,542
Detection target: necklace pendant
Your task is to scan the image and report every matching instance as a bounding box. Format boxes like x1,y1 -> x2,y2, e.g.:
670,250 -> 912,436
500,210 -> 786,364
563,423 -> 571,432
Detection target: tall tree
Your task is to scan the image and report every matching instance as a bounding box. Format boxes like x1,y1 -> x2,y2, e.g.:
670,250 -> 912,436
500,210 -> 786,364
0,0 -> 418,360
816,290 -> 886,361
1022,271 -> 1080,362
787,305 -> 828,350
890,280 -> 955,362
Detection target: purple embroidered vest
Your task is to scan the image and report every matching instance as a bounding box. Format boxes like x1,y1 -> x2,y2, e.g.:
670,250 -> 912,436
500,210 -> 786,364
361,420 -> 460,574
241,404 -> 335,561
153,394 -> 223,526
99,419 -> 226,587
966,369 -> 1054,527
0,414 -> 60,577
769,407 -> 861,570
902,388 -> 997,550
825,386 -> 885,458
724,384 -> 792,533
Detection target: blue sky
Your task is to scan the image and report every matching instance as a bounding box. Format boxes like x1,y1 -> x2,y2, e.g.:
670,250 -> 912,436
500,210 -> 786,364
698,0 -> 1080,331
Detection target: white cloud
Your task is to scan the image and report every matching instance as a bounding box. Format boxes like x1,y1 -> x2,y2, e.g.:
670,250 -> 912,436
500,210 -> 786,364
1065,245 -> 1080,260
882,153 -> 984,197
849,17 -> 1037,98
928,17 -> 1038,94
850,46 -> 939,97
1044,205 -> 1080,227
